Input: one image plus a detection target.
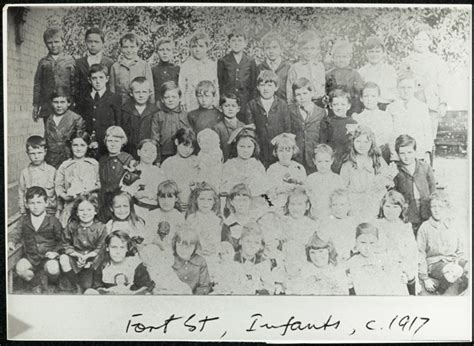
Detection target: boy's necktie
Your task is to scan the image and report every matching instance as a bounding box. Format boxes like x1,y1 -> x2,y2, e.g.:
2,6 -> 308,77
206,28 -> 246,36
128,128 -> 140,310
94,92 -> 100,102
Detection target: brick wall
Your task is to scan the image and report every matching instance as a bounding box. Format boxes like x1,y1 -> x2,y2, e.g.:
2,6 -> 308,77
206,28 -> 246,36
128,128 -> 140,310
6,7 -> 50,219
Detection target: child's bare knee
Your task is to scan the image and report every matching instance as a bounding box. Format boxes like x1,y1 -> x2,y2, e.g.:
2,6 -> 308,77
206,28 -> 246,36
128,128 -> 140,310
59,254 -> 72,270
15,258 -> 34,280
44,260 -> 60,276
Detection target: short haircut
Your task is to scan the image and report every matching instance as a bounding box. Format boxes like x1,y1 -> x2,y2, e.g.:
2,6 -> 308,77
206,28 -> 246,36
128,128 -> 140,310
25,186 -> 47,202
105,126 -> 127,145
292,77 -> 314,94
355,222 -> 379,240
43,27 -> 63,43
220,93 -> 241,107
172,226 -> 201,257
130,76 -> 150,90
395,134 -> 417,153
332,40 -> 353,55
26,135 -> 46,151
430,190 -> 451,208
195,80 -> 216,96
156,37 -> 175,49
261,31 -> 282,48
364,36 -> 384,51
85,27 -> 105,42
189,31 -> 210,47
362,82 -> 381,96
174,127 -> 196,147
271,133 -> 299,157
88,63 -> 109,77
50,89 -> 73,103
120,33 -> 139,46
329,88 -> 351,104
297,30 -> 319,48
137,138 -> 158,151
160,81 -> 181,98
305,233 -> 338,265
257,70 -> 278,87
228,27 -> 247,40
157,179 -> 180,201
314,143 -> 334,159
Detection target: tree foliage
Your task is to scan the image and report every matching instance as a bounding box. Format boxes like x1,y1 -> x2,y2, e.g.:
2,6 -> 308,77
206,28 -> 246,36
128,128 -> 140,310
48,6 -> 470,73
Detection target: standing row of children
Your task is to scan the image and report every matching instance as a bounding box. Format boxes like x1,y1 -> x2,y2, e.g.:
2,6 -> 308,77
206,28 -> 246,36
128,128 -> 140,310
9,23 -> 466,296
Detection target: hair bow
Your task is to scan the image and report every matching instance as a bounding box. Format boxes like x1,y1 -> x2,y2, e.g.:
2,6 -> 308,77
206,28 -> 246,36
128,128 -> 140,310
227,123 -> 256,145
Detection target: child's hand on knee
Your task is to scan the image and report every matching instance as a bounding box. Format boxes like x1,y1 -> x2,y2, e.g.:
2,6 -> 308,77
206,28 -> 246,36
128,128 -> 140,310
423,278 -> 437,292
45,251 -> 59,260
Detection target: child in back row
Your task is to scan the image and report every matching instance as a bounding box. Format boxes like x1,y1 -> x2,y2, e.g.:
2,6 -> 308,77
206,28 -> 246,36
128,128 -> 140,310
212,93 -> 245,161
187,81 -> 222,135
306,144 -> 344,220
245,70 -> 290,168
80,63 -> 122,159
358,36 -> 397,110
151,38 -> 180,102
75,27 -> 114,117
33,27 -> 76,123
44,91 -> 85,169
286,30 -> 325,105
218,28 -> 257,122
110,33 -> 154,105
19,136 -> 57,216
326,40 -> 364,116
288,77 -> 326,173
257,31 -> 290,102
353,82 -> 393,163
9,186 -> 63,294
179,31 -> 219,112
156,81 -> 190,162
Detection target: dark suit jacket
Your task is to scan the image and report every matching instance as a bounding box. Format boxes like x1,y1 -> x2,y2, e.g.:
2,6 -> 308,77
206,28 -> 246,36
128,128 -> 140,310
245,97 -> 290,167
75,55 -> 114,115
288,103 -> 326,172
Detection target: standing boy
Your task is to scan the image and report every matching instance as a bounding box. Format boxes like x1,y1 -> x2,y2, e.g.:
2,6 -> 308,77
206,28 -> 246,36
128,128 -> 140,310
121,77 -> 160,160
286,30 -> 326,105
187,80 -> 222,135
44,91 -> 85,168
9,186 -> 63,293
75,27 -> 114,115
218,28 -> 257,123
212,93 -> 245,161
18,136 -> 57,216
110,33 -> 154,105
80,64 -> 122,159
151,37 -> 180,102
33,28 -> 76,123
257,32 -> 290,102
358,36 -> 397,110
288,77 -> 326,173
245,70 -> 290,167
393,135 -> 436,233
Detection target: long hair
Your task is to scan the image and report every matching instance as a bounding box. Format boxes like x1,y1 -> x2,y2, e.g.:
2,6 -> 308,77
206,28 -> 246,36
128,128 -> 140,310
185,181 -> 221,218
284,186 -> 312,217
305,233 -> 338,266
68,193 -> 99,225
342,125 -> 383,174
224,183 -> 252,218
229,129 -> 260,159
377,190 -> 408,222
109,190 -> 144,227
103,230 -> 137,266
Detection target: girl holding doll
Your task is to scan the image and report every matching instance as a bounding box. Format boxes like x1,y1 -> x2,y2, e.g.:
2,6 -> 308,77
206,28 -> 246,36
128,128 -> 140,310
55,132 -> 100,227
59,194 -> 107,293
266,133 -> 307,213
86,230 -> 154,295
339,125 -> 397,219
185,182 -> 222,257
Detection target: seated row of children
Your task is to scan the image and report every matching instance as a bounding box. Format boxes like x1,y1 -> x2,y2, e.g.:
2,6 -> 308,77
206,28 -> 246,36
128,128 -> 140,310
9,183 -> 468,296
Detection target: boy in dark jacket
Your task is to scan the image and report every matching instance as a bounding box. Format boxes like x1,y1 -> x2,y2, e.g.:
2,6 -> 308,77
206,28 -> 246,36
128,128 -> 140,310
79,64 -> 122,159
394,134 -> 436,234
8,186 -> 63,293
33,28 -> 76,124
121,77 -> 160,161
218,28 -> 257,123
245,70 -> 290,167
75,27 -> 114,116
151,37 -> 180,102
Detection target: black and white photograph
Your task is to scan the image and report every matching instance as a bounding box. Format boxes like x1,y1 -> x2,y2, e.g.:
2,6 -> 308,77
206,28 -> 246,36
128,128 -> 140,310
4,3 -> 471,342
